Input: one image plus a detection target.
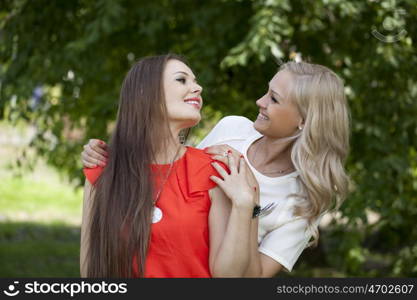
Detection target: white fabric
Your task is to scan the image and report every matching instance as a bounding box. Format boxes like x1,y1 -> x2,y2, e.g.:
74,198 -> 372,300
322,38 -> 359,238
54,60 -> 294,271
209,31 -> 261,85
197,116 -> 318,272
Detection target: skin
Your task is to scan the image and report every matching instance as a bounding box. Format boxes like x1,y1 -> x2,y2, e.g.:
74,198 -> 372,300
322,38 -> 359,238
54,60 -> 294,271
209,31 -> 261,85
80,59 -> 257,277
81,69 -> 304,277
248,70 -> 303,176
163,59 -> 203,151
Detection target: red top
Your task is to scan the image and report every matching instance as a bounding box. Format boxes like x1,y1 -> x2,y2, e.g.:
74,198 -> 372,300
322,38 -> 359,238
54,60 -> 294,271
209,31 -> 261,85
83,147 -> 226,278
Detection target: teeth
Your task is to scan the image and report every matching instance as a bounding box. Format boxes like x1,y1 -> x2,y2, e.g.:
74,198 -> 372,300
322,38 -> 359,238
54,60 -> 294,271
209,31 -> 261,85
258,113 -> 269,120
186,101 -> 199,105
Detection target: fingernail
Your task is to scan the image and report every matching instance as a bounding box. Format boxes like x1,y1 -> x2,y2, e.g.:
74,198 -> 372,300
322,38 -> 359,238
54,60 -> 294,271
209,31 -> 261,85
227,150 -> 232,154
240,155 -> 244,158
253,186 -> 257,191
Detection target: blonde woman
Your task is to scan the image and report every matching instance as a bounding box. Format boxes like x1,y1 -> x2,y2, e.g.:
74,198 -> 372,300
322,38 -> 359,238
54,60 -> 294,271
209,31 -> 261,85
82,61 -> 350,277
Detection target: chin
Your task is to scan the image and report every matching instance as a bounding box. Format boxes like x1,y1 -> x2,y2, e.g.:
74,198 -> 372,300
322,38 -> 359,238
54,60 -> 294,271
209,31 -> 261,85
180,114 -> 201,128
253,119 -> 266,134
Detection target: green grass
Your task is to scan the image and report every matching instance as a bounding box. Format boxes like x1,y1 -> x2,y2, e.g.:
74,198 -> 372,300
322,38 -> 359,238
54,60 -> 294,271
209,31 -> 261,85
0,174 -> 83,277
0,222 -> 80,277
0,177 -> 83,225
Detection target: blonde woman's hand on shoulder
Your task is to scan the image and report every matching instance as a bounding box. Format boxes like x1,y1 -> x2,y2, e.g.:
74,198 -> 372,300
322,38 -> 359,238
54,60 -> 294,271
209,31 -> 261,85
210,153 -> 259,210
81,139 -> 108,168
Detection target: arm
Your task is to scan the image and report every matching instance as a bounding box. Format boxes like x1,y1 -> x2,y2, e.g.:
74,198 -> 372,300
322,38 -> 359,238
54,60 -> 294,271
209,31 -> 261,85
210,153 -> 284,277
208,187 -> 252,277
209,187 -> 283,278
208,155 -> 258,277
246,215 -> 313,277
80,180 -> 94,277
244,220 -> 283,277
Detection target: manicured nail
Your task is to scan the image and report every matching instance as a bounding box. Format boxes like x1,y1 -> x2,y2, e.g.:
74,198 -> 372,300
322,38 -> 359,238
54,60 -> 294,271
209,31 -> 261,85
240,155 -> 244,158
253,186 -> 257,191
227,150 -> 232,154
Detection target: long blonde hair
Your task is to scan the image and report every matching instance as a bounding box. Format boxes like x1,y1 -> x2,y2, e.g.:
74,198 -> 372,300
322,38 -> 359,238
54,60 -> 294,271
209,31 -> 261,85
281,61 -> 350,246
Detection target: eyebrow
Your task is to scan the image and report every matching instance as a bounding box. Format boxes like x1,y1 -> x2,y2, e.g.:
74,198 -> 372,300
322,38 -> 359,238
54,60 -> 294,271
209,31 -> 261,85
174,71 -> 189,76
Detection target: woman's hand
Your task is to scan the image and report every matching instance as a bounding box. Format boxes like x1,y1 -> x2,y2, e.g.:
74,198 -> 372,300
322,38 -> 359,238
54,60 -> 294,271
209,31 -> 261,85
204,145 -> 243,171
210,153 -> 259,210
81,139 -> 108,168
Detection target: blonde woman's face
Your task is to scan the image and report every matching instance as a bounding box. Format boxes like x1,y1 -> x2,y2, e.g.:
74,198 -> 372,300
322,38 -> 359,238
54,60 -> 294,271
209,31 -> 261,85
163,59 -> 203,129
254,70 -> 302,138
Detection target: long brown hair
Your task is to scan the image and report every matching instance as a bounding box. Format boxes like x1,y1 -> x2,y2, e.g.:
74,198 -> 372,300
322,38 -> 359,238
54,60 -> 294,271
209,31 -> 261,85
86,54 -> 188,277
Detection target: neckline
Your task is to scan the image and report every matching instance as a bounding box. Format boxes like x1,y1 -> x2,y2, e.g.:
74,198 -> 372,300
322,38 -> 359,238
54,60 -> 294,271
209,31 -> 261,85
151,146 -> 188,167
243,132 -> 298,182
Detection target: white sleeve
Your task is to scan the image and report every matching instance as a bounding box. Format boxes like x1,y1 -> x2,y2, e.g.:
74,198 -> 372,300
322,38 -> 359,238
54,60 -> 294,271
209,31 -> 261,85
197,115 -> 254,149
258,217 -> 311,272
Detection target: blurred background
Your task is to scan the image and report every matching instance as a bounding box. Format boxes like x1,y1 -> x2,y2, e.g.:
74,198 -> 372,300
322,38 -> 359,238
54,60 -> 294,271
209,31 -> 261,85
0,0 -> 416,277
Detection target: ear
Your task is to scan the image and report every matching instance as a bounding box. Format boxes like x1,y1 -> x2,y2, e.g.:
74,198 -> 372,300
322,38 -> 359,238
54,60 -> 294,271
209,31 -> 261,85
298,118 -> 304,130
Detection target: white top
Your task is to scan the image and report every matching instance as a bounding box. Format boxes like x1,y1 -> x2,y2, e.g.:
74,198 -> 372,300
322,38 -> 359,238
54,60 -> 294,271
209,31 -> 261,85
197,116 -> 316,272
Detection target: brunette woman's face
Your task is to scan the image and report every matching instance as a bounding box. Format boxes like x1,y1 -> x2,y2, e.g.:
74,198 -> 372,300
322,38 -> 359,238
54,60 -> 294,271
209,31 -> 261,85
254,70 -> 303,138
163,59 -> 203,129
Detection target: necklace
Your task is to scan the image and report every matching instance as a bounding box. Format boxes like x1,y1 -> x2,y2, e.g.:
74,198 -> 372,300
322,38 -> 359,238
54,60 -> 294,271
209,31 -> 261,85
253,137 -> 294,176
151,146 -> 183,224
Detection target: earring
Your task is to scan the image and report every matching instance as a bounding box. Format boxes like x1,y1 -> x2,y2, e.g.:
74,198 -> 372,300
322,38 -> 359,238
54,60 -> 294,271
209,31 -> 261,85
179,134 -> 186,144
298,125 -> 303,130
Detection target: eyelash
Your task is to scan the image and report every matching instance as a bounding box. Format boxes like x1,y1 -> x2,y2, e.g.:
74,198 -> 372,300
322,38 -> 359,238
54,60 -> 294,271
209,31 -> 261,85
271,96 -> 279,103
176,78 -> 186,84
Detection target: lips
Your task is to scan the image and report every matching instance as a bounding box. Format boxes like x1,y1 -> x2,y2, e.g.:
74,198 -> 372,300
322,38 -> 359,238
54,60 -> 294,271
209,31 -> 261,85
257,112 -> 269,120
184,97 -> 202,109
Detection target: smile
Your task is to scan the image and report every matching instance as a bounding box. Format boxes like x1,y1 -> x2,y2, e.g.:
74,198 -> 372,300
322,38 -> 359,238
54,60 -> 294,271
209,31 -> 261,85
184,98 -> 202,109
257,113 -> 269,120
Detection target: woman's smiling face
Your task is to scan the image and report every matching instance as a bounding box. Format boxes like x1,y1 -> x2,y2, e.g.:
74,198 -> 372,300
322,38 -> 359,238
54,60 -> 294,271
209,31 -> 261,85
254,70 -> 303,139
163,59 -> 203,129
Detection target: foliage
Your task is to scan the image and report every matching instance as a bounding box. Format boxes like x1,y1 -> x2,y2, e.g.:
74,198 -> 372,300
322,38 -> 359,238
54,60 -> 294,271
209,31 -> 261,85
1,0 -> 416,276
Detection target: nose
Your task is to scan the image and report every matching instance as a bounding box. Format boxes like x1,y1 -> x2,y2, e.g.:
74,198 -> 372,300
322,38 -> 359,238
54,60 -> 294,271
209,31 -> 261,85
192,82 -> 203,95
256,93 -> 268,109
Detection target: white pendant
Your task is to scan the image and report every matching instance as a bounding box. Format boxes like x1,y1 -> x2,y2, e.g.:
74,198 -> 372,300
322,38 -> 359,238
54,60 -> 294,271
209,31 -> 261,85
152,206 -> 163,224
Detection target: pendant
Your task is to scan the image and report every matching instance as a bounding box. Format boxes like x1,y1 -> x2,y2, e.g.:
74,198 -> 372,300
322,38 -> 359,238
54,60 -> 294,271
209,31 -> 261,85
152,206 -> 163,224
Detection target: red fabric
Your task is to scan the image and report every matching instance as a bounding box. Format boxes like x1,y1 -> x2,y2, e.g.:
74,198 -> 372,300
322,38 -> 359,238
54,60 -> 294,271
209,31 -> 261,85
83,147 -> 227,278
83,166 -> 104,185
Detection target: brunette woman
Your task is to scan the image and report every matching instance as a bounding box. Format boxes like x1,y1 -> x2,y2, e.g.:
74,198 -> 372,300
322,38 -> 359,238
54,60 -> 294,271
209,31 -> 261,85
80,54 -> 257,278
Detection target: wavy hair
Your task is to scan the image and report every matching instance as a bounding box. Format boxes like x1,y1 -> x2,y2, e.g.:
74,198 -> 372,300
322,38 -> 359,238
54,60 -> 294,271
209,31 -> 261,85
281,61 -> 350,246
